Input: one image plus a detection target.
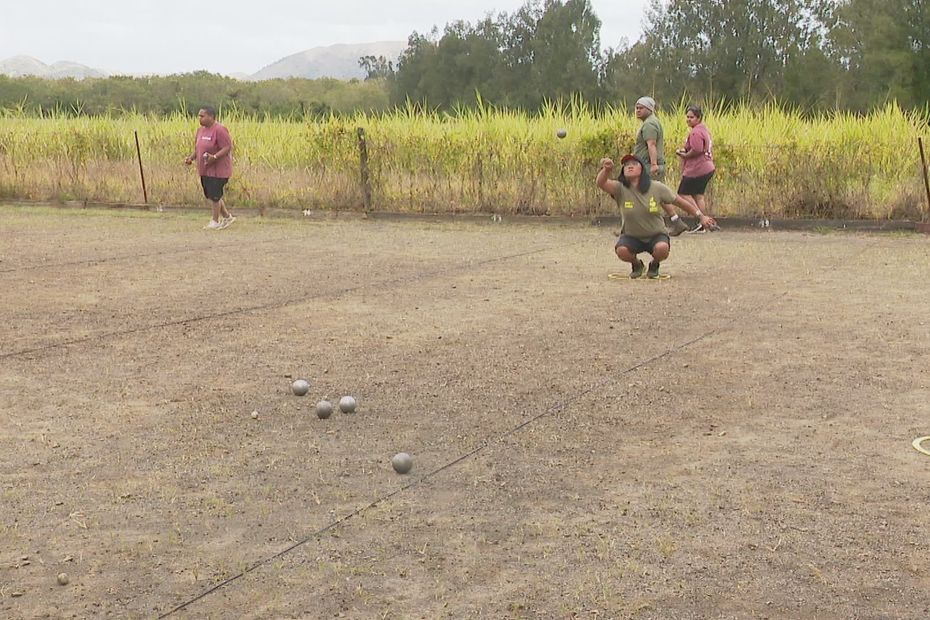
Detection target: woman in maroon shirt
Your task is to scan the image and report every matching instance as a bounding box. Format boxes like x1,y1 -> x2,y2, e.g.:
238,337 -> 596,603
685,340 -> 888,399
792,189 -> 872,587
675,105 -> 717,233
184,106 -> 235,230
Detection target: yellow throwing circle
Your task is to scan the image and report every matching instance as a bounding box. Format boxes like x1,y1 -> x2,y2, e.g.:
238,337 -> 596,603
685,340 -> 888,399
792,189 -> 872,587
608,272 -> 671,281
913,436 -> 930,456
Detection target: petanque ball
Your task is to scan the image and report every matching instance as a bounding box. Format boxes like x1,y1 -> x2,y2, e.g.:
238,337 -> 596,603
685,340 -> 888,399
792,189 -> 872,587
556,128 -> 567,139
338,396 -> 357,414
57,572 -> 69,586
316,400 -> 333,419
292,379 -> 310,396
391,452 -> 413,474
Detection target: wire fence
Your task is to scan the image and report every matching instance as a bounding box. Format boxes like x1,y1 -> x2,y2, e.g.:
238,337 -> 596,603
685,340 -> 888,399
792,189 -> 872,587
1,117 -> 928,220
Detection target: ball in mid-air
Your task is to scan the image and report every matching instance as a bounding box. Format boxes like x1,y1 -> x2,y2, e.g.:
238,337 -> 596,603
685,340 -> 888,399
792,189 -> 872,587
292,379 -> 310,396
391,452 -> 413,474
556,128 -> 567,139
316,400 -> 333,419
338,396 -> 357,413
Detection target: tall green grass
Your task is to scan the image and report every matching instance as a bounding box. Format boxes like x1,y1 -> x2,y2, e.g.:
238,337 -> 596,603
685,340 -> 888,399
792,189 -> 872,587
0,102 -> 927,218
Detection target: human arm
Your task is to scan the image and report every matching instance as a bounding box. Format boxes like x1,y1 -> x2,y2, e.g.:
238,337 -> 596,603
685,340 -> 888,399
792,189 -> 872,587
646,139 -> 660,176
676,130 -> 708,159
204,126 -> 233,163
596,158 -> 621,196
671,194 -> 716,229
676,147 -> 703,159
203,147 -> 230,164
184,139 -> 196,165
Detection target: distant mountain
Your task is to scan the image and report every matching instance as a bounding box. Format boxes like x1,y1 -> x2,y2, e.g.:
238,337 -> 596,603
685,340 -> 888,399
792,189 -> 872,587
0,42 -> 407,82
0,55 -> 48,77
251,41 -> 406,81
45,60 -> 108,80
0,55 -> 107,79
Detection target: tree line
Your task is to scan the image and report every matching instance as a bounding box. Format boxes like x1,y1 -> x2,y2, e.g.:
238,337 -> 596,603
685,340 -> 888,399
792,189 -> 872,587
1,0 -> 926,117
0,71 -> 389,117
382,0 -> 929,112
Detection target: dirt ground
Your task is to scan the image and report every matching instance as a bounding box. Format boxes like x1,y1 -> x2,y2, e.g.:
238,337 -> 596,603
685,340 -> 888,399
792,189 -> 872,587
0,206 -> 928,619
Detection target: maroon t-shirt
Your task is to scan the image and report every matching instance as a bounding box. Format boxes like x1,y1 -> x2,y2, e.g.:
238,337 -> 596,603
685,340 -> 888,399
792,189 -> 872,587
195,122 -> 233,178
681,123 -> 715,178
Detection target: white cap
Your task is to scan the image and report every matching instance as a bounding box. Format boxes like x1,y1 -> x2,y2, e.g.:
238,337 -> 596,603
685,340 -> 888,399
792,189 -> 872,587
636,96 -> 656,112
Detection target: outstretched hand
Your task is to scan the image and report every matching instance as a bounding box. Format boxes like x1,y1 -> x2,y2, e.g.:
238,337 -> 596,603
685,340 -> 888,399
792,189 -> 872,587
600,158 -> 614,172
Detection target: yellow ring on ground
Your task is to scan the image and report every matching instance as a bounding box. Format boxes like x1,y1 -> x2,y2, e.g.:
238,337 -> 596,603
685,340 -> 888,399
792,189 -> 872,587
608,273 -> 671,281
913,436 -> 930,456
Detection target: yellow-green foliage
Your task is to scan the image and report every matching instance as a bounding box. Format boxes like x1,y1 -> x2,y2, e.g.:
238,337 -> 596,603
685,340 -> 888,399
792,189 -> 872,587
0,103 -> 927,218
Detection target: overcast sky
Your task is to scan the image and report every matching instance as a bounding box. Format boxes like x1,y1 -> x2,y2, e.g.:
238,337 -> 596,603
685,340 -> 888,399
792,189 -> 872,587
0,0 -> 651,76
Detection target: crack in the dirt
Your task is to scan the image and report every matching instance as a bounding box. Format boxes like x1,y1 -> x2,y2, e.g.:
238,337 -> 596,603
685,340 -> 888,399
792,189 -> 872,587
0,246 -> 550,361
0,235 -> 296,274
156,290 -> 791,619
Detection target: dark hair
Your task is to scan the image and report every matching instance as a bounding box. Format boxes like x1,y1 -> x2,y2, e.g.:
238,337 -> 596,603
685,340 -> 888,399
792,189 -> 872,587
685,104 -> 703,120
618,156 -> 651,193
200,105 -> 217,118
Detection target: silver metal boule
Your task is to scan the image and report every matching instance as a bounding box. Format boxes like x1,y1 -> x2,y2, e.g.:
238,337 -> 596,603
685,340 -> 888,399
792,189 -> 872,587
338,396 -> 357,413
316,400 -> 333,419
392,452 -> 413,474
292,379 -> 310,396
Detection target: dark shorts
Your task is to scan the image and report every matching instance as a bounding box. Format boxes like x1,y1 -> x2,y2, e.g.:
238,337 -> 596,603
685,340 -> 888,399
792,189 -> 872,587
678,171 -> 714,196
200,176 -> 228,202
616,233 -> 671,255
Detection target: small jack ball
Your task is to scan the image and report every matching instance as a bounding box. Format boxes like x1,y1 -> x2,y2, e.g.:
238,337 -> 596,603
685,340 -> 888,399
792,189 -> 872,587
316,400 -> 333,419
339,396 -> 357,413
292,379 -> 310,396
556,128 -> 567,139
392,452 -> 413,474
57,573 -> 69,586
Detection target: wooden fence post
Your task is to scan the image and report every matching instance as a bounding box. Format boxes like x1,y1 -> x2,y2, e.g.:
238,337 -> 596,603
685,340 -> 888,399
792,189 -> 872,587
357,127 -> 372,211
919,137 -> 930,222
134,130 -> 148,204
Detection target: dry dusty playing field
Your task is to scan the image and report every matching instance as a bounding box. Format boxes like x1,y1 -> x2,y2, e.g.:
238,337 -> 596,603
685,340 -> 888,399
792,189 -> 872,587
1,206 -> 929,619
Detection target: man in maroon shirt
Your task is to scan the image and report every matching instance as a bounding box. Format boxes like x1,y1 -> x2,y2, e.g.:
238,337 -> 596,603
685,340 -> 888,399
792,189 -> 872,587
184,106 -> 235,229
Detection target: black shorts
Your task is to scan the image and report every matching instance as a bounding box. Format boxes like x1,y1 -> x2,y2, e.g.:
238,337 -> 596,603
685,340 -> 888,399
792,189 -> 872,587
200,176 -> 228,202
616,233 -> 670,255
678,171 -> 714,195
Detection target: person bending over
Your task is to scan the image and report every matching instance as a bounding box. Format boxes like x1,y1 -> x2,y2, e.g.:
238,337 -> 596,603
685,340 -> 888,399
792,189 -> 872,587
596,155 -> 716,278
675,104 -> 717,233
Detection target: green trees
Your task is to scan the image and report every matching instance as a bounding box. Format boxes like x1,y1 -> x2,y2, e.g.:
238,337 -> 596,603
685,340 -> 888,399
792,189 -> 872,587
509,0 -> 605,106
829,0 -> 929,109
611,0 -> 928,111
608,0 -> 834,106
390,20 -> 505,108
0,72 -> 390,117
1,0 -> 927,116
390,0 -> 604,109
388,0 -> 928,112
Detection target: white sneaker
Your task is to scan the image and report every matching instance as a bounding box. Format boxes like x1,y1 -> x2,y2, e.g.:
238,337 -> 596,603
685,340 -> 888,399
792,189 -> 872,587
204,220 -> 223,230
220,216 -> 236,229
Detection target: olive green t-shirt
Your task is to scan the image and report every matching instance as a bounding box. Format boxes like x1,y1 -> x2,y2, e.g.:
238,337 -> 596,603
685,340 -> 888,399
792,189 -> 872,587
613,180 -> 677,240
633,114 -> 665,169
